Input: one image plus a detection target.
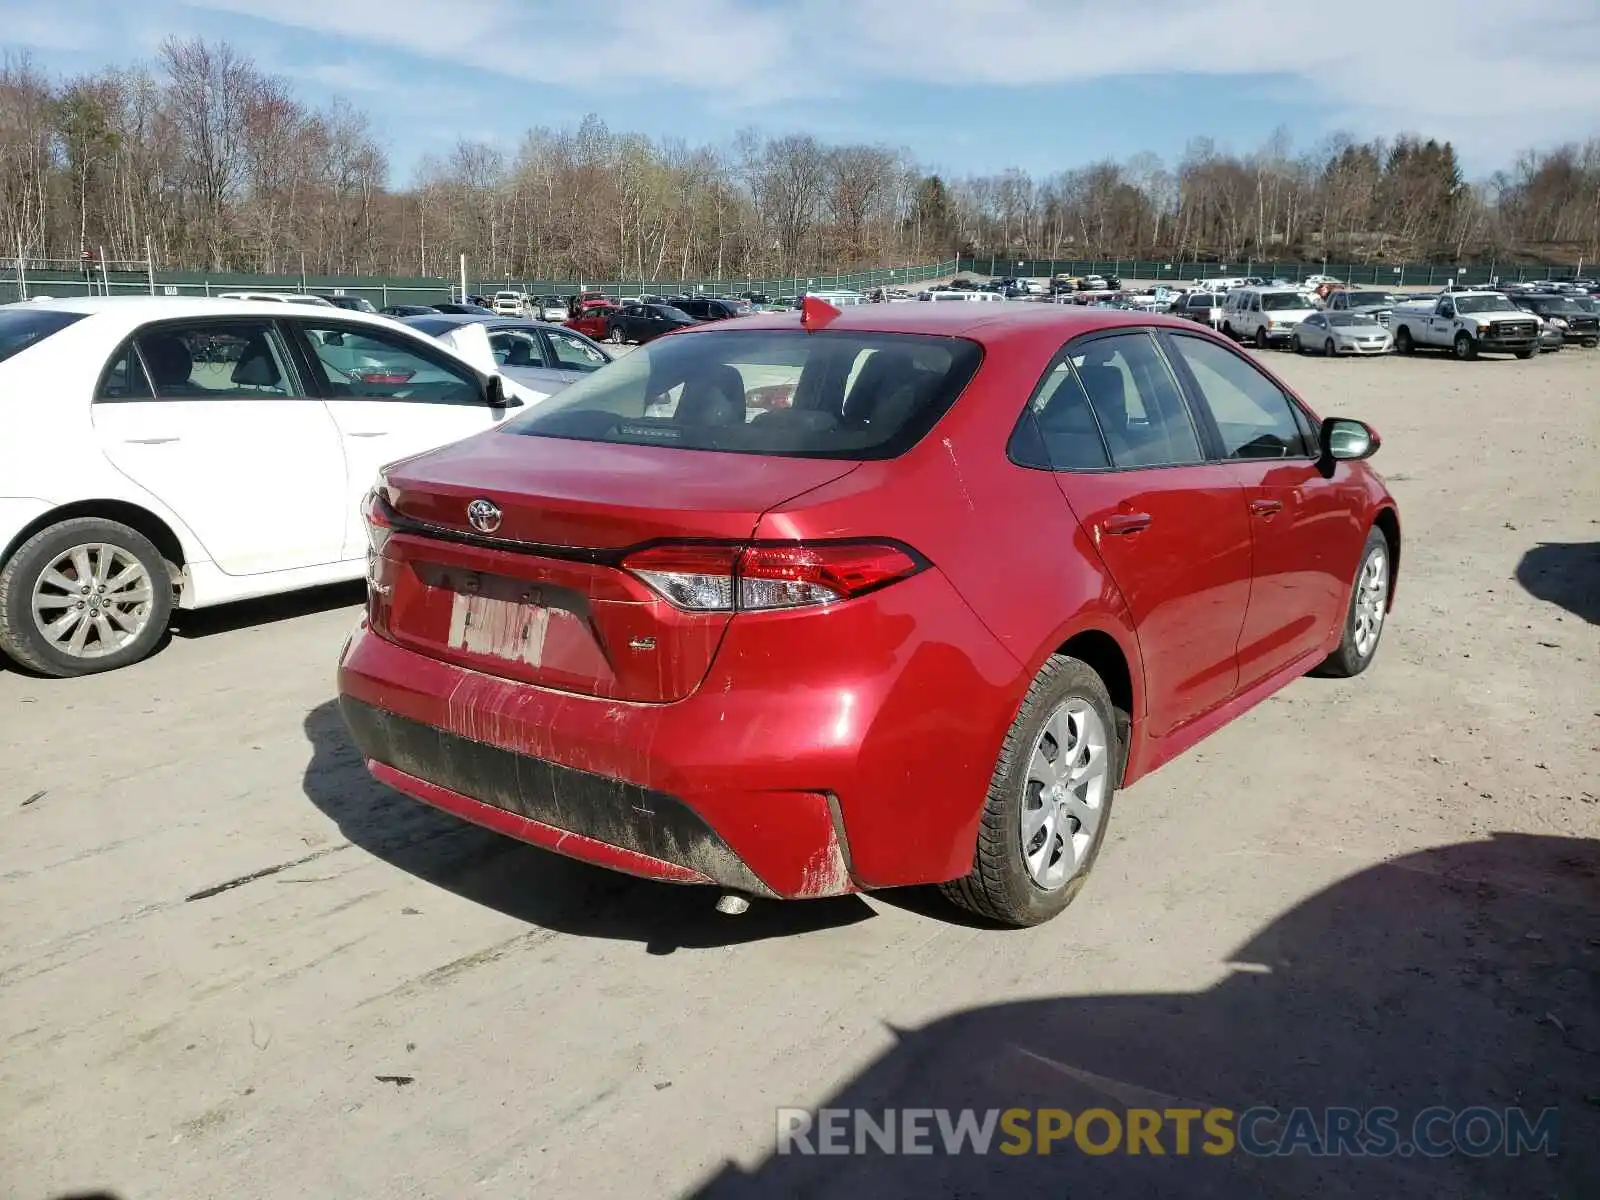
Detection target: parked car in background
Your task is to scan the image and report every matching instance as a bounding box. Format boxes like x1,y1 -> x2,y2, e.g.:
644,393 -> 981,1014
1325,289 -> 1400,326
216,291 -> 335,307
739,292 -> 771,311
492,291 -> 527,316
431,302 -> 497,315
528,296 -> 567,322
1507,293 -> 1600,346
1292,312 -> 1393,356
1304,274 -> 1342,288
381,304 -> 441,318
1536,317 -> 1565,353
1390,292 -> 1539,359
564,304 -> 620,341
603,302 -> 697,345
1173,291 -> 1225,327
403,313 -> 612,401
675,297 -> 747,322
0,296 -> 526,676
337,302 -> 1398,928
319,294 -> 379,314
1222,287 -> 1319,349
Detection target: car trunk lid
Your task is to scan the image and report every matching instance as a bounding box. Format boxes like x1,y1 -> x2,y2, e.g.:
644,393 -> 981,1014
371,431 -> 857,702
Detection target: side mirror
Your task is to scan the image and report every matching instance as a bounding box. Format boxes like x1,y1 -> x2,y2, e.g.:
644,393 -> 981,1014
485,375 -> 509,408
1320,417 -> 1380,462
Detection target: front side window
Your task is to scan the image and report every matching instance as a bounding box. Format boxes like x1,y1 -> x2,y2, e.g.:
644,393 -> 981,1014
297,323 -> 480,404
543,329 -> 609,372
133,321 -> 296,400
505,329 -> 981,460
1166,334 -> 1309,460
1067,333 -> 1203,468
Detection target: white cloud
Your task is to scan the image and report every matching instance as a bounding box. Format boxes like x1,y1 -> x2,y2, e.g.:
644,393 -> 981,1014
9,0 -> 1599,166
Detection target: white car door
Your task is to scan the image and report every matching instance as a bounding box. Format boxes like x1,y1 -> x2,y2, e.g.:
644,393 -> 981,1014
91,318 -> 348,576
284,317 -> 520,559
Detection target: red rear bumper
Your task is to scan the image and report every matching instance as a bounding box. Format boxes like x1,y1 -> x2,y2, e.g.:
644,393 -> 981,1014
336,570 -> 1023,896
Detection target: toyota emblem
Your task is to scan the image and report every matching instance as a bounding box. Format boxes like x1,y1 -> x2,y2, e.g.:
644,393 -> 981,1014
466,498 -> 502,534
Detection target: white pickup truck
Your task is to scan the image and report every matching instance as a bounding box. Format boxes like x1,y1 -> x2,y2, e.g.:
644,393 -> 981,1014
1389,292 -> 1539,360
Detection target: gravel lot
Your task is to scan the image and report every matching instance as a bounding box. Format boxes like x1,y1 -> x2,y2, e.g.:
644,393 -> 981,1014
3,348 -> 1597,1199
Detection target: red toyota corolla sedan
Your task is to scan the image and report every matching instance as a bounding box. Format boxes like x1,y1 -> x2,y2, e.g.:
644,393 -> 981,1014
338,300 -> 1399,926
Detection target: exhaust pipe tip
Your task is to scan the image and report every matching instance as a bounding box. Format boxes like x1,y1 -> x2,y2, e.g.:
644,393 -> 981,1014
715,893 -> 751,916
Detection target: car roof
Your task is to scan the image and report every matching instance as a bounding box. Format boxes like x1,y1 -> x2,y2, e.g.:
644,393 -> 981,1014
17,295 -> 419,332
689,302 -> 1202,343
403,313 -> 568,331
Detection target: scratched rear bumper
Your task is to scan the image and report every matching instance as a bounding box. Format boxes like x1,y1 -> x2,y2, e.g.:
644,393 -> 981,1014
336,628 -> 858,899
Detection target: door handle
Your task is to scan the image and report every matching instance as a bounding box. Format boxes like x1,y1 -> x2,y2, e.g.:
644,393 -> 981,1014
1102,512 -> 1153,536
125,436 -> 180,445
1250,498 -> 1284,517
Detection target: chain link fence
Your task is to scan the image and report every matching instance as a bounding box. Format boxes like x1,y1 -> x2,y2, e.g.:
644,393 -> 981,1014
955,255 -> 1592,288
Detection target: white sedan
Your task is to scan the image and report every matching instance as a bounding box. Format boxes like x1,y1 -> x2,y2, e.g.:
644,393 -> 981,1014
1292,311 -> 1394,356
0,296 -> 537,677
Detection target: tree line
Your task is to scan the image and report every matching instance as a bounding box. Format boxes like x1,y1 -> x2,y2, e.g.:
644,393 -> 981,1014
3,39 -> 1598,284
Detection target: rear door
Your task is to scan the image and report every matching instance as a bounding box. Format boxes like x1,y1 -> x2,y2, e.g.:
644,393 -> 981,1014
92,317 -> 347,575
1161,331 -> 1350,687
284,317 -> 516,560
1042,330 -> 1254,740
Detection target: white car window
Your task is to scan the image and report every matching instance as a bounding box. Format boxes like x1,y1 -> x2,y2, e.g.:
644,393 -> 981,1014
298,323 -> 481,405
122,322 -> 298,401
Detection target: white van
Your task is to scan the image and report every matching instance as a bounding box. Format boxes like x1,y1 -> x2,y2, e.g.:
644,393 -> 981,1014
1222,286 -> 1320,348
805,289 -> 866,307
917,289 -> 1006,303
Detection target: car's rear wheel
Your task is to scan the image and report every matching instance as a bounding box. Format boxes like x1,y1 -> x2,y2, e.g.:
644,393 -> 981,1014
608,325 -> 625,344
0,517 -> 173,677
1314,526 -> 1390,679
942,655 -> 1118,927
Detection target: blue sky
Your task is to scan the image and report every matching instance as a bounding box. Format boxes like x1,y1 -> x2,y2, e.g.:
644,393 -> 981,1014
5,0 -> 1598,184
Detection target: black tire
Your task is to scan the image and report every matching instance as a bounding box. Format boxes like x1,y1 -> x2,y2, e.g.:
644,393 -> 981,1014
941,655 -> 1119,927
1582,337 -> 1598,349
1516,348 -> 1536,360
608,325 -> 626,344
0,517 -> 173,678
1314,526 -> 1390,680
1221,322 -> 1234,340
1254,327 -> 1269,349
1394,326 -> 1414,354
1324,337 -> 1337,357
1293,336 -> 1306,354
1452,331 -> 1477,361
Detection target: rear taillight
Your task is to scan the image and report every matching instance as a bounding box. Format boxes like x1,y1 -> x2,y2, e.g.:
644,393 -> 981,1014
361,486 -> 396,557
623,541 -> 926,612
361,487 -> 398,636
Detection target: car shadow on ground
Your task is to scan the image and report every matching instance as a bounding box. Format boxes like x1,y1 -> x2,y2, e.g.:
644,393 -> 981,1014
168,580 -> 366,639
1516,542 -> 1600,625
691,832 -> 1600,1199
300,699 -> 877,953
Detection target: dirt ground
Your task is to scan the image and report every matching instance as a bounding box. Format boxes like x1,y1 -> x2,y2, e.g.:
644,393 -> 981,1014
2,346 -> 1597,1199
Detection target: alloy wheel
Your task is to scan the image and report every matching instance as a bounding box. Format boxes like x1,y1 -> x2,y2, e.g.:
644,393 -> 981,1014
30,543 -> 155,659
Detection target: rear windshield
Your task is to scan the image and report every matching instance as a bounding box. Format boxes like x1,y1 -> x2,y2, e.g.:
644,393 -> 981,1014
504,329 -> 983,459
0,308 -> 86,364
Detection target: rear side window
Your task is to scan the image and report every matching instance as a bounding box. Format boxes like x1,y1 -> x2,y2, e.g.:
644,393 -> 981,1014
0,308 -> 85,364
134,321 -> 297,399
1068,333 -> 1203,468
505,329 -> 983,460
